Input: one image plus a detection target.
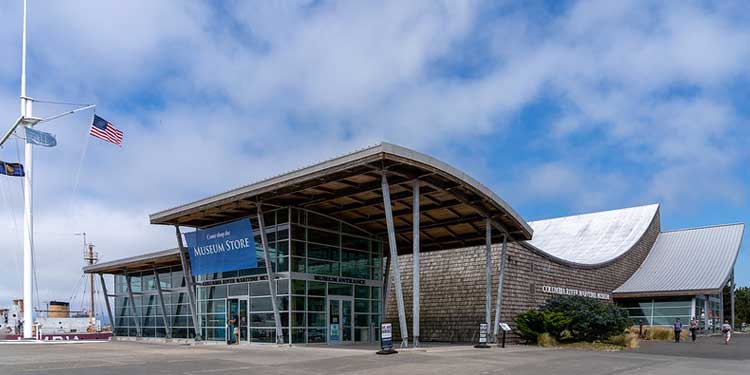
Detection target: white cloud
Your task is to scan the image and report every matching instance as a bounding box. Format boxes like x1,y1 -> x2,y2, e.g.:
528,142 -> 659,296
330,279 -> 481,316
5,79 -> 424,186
0,0 -> 748,307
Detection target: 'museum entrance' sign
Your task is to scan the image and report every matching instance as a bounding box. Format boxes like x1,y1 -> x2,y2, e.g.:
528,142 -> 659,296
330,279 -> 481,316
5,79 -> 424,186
184,218 -> 257,276
541,285 -> 610,300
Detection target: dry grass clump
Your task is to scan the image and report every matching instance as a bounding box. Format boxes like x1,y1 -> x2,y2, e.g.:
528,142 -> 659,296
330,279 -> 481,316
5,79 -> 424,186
648,326 -> 689,341
537,332 -> 558,347
607,333 -> 639,349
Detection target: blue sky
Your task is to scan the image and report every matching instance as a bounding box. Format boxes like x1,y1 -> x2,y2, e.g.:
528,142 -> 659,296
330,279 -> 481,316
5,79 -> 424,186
0,1 -> 748,312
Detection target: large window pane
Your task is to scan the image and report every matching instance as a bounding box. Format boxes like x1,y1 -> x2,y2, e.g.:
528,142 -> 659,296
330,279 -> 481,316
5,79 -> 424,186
307,213 -> 340,231
251,282 -> 270,296
307,228 -> 339,246
228,283 -> 248,296
251,313 -> 275,327
342,235 -> 369,251
308,297 -> 325,311
308,244 -> 339,261
308,282 -> 325,296
251,297 -> 273,312
328,283 -> 352,296
308,313 -> 326,327
291,280 -> 305,295
308,258 -> 339,276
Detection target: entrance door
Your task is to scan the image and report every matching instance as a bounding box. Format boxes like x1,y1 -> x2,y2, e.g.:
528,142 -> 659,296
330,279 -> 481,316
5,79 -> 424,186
328,296 -> 353,345
226,298 -> 248,344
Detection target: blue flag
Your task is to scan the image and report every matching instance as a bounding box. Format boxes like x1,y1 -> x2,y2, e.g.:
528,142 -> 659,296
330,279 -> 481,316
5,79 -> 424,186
25,127 -> 57,147
0,161 -> 24,177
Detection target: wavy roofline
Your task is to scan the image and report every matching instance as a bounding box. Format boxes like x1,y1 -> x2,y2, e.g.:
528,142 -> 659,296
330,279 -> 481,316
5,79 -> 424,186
522,204 -> 661,268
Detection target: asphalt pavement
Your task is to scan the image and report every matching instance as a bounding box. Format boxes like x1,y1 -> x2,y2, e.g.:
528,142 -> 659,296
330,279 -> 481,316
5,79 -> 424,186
1,334 -> 747,375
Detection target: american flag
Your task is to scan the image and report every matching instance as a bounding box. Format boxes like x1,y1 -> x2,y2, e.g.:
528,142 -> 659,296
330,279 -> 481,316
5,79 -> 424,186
90,115 -> 123,146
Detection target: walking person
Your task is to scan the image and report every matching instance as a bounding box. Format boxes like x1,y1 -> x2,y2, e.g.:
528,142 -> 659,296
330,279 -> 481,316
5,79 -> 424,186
689,317 -> 698,342
673,318 -> 683,343
721,320 -> 732,345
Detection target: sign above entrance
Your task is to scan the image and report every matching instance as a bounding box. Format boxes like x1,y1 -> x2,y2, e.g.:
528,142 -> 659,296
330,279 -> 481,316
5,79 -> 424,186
184,218 -> 257,276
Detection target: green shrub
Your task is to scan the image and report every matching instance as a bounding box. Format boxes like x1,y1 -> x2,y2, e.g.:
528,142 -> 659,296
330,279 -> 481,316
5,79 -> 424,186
542,296 -> 630,342
542,311 -> 573,338
515,310 -> 546,343
514,309 -> 573,343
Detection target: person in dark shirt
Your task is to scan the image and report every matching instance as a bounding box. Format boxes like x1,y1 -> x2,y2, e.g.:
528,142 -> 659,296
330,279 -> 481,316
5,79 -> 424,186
673,318 -> 683,343
228,312 -> 239,345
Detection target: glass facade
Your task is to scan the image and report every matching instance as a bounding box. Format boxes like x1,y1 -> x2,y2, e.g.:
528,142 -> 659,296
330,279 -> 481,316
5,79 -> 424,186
619,295 -> 723,332
695,295 -> 723,333
113,266 -> 194,338
108,207 -> 384,344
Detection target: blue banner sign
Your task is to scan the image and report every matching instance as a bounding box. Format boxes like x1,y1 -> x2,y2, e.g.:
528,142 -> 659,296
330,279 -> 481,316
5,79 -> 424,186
184,218 -> 257,276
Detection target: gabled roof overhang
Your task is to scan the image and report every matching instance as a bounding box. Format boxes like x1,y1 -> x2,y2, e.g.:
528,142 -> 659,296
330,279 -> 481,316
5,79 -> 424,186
149,143 -> 532,254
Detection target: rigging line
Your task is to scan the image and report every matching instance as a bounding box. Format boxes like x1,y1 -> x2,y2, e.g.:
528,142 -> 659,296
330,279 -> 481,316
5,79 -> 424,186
66,130 -> 91,224
33,99 -> 93,107
67,274 -> 85,303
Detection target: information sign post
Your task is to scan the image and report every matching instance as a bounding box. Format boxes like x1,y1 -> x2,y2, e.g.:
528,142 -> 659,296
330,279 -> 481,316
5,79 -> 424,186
498,323 -> 512,348
376,323 -> 398,355
474,322 -> 490,348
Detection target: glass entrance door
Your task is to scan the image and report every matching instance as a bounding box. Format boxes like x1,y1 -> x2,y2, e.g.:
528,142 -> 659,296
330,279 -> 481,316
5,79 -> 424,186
227,298 -> 248,344
328,296 -> 353,344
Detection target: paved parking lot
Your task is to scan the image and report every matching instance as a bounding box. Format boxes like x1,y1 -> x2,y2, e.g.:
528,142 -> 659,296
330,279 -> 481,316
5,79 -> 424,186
1,335 -> 747,375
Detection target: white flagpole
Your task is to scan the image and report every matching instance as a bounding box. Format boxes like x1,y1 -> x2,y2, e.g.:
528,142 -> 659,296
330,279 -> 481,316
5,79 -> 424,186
21,0 -> 35,340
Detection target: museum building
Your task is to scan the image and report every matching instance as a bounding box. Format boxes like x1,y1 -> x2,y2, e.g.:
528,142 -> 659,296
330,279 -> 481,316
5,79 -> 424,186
83,143 -> 744,345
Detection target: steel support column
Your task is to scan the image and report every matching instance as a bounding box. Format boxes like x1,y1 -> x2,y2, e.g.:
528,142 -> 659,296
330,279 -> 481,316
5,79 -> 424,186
382,174 -> 409,348
125,272 -> 142,337
412,179 -> 420,348
175,225 -> 202,340
257,205 -> 284,344
484,218 -> 492,340
99,273 -> 115,335
731,271 -> 736,329
153,266 -> 172,339
493,234 -> 507,341
720,289 -> 725,328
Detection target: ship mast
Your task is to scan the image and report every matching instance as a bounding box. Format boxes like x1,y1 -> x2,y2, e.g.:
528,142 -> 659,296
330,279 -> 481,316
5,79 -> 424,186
20,0 -> 35,340
0,0 -> 96,339
84,243 -> 98,325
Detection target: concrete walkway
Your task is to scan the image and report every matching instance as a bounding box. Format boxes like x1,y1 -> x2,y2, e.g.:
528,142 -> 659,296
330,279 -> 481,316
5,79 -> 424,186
1,337 -> 747,375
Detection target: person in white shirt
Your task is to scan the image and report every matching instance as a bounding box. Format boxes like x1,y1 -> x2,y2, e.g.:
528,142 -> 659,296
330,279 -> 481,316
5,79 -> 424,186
721,320 -> 732,345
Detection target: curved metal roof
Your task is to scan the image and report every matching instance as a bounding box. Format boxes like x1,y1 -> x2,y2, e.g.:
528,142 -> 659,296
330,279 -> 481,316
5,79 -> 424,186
613,223 -> 744,297
526,204 -> 659,266
149,142 -> 532,253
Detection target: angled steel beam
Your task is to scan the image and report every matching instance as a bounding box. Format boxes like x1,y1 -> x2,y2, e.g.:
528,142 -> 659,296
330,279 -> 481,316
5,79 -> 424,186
493,234 -> 508,341
125,272 -> 142,337
175,226 -> 202,340
731,271 -> 735,329
257,205 -> 284,344
484,218 -> 492,340
382,174 -> 409,348
383,255 -> 391,319
98,273 -> 115,335
153,266 -> 172,339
